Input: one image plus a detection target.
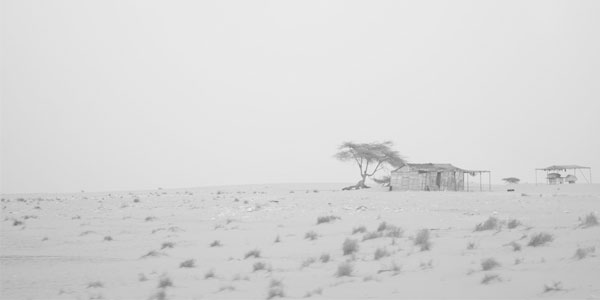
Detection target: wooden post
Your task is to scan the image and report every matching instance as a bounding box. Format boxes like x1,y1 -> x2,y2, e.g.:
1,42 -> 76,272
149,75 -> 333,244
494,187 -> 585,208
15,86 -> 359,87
479,172 -> 482,192
488,171 -> 491,191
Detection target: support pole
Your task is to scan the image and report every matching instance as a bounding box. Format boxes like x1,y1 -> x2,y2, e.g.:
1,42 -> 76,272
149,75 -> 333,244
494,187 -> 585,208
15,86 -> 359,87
479,172 -> 482,192
488,171 -> 491,191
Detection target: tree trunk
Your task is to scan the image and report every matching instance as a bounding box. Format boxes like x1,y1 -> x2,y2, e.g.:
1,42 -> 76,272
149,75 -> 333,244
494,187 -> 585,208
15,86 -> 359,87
342,175 -> 370,190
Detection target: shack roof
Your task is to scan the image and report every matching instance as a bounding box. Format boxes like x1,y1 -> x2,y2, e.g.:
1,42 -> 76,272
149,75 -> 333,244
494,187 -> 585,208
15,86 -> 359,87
537,165 -> 590,171
397,163 -> 467,173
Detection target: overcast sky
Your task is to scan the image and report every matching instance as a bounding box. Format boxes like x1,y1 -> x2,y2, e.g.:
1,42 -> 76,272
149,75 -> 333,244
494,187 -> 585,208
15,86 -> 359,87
2,1 -> 599,193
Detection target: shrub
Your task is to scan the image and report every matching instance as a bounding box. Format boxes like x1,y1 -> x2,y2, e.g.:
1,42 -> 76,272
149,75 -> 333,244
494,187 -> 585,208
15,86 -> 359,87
377,222 -> 388,232
543,281 -> 564,293
509,241 -> 522,251
335,262 -> 353,277
475,217 -> 500,231
320,253 -> 331,263
481,274 -> 501,284
507,219 -> 521,229
305,231 -> 318,241
13,220 -> 23,226
179,259 -> 195,268
87,281 -> 104,288
267,279 -> 285,299
342,238 -> 359,255
301,257 -> 316,268
244,249 -> 261,259
204,269 -> 215,279
103,236 -> 113,241
467,242 -> 476,250
141,250 -> 165,258
374,247 -> 390,260
384,225 -> 404,238
274,235 -> 281,243
528,233 -> 554,247
161,242 -> 175,249
158,276 -> 173,288
317,215 -> 340,225
414,229 -> 431,251
580,213 -> 599,228
481,258 -> 500,271
573,246 -> 595,260
362,231 -> 383,241
210,240 -> 222,247
352,226 -> 367,234
253,261 -> 268,272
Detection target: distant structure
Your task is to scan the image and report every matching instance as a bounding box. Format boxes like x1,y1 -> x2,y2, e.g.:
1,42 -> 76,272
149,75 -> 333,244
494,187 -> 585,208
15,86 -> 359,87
535,165 -> 592,185
390,163 -> 491,191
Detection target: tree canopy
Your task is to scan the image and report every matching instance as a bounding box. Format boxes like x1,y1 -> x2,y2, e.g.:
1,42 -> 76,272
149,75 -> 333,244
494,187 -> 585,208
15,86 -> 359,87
335,141 -> 405,190
502,177 -> 520,184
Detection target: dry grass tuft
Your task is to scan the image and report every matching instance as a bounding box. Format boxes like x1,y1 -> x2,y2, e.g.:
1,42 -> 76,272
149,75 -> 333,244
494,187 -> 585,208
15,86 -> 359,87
414,229 -> 431,251
335,262 -> 353,277
317,215 -> 340,225
362,231 -> 383,241
342,238 -> 359,255
253,261 -> 269,272
543,281 -> 564,293
573,246 -> 595,260
141,250 -> 165,258
301,257 -> 316,268
305,231 -> 319,241
475,217 -> 500,231
528,232 -> 554,247
374,247 -> 390,260
352,226 -> 367,234
244,249 -> 261,259
157,276 -> 173,288
481,258 -> 500,271
103,236 -> 113,241
204,269 -> 216,279
579,213 -> 599,228
210,240 -> 222,247
87,281 -> 104,288
507,219 -> 521,229
508,241 -> 522,251
161,242 -> 175,249
481,274 -> 501,284
267,279 -> 285,299
320,253 -> 331,263
179,259 -> 195,268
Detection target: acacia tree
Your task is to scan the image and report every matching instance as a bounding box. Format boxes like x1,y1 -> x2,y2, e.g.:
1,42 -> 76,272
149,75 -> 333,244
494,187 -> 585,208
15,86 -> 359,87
335,141 -> 405,190
502,177 -> 520,184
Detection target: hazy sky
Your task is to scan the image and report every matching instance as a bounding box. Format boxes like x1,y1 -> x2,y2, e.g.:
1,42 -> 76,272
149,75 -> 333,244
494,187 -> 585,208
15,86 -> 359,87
2,1 -> 600,193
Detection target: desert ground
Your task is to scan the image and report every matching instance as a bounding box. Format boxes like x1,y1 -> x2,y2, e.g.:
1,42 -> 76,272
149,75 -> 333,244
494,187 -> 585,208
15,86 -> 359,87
1,183 -> 599,299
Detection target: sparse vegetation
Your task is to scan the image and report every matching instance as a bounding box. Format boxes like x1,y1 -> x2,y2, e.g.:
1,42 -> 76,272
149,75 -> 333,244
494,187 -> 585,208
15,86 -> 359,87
301,257 -> 316,268
158,276 -> 173,288
374,247 -> 390,260
508,241 -> 522,251
253,261 -> 268,272
475,217 -> 500,231
579,213 -> 598,228
467,242 -> 476,250
179,259 -> 195,268
362,231 -> 383,241
267,279 -> 285,299
528,232 -> 554,247
342,238 -> 359,255
145,216 -> 157,222
87,281 -> 104,288
352,226 -> 367,234
377,222 -> 389,232
141,250 -> 165,258
245,249 -> 261,259
320,253 -> 331,263
481,274 -> 501,284
274,235 -> 281,243
317,215 -> 340,224
305,230 -> 319,240
210,240 -> 222,247
304,287 -> 323,298
573,246 -> 595,260
161,242 -> 175,249
481,258 -> 500,271
507,219 -> 521,229
336,262 -> 354,277
543,281 -> 564,293
103,236 -> 112,241
414,229 -> 431,251
204,269 -> 216,279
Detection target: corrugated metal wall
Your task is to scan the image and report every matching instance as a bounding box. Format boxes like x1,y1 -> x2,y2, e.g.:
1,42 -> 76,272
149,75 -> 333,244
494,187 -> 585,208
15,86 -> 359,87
391,167 -> 464,191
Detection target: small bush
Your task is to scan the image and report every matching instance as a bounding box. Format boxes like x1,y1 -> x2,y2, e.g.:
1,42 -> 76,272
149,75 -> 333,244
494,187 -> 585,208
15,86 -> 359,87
305,231 -> 318,241
352,226 -> 367,234
335,262 -> 353,277
274,235 -> 281,243
414,229 -> 431,251
543,281 -> 564,293
253,261 -> 268,272
580,213 -> 599,228
481,274 -> 501,284
573,246 -> 595,260
204,269 -> 215,279
301,257 -> 316,268
161,242 -> 175,249
507,219 -> 521,229
267,279 -> 285,299
210,240 -> 222,247
475,217 -> 500,231
158,276 -> 173,288
481,258 -> 500,271
244,249 -> 261,259
528,232 -> 554,247
384,225 -> 404,238
103,236 -> 113,241
320,253 -> 331,263
467,242 -> 476,250
362,231 -> 383,241
179,259 -> 195,268
87,281 -> 104,288
13,220 -> 23,226
374,247 -> 390,260
141,250 -> 165,258
377,222 -> 388,232
342,238 -> 359,255
508,241 -> 522,251
317,215 -> 340,225
145,216 -> 157,222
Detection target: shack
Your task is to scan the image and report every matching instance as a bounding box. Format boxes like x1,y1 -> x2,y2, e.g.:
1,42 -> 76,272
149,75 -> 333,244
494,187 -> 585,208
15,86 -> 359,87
390,163 -> 467,191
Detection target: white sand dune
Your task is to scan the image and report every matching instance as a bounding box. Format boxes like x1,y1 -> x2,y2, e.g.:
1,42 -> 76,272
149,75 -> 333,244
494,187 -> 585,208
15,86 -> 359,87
1,183 -> 599,299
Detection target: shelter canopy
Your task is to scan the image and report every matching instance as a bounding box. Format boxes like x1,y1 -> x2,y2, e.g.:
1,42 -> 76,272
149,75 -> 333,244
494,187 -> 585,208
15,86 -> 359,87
537,165 -> 590,171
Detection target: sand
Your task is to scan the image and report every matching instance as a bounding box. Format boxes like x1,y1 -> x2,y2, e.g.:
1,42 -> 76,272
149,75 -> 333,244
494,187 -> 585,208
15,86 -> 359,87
1,183 -> 599,299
